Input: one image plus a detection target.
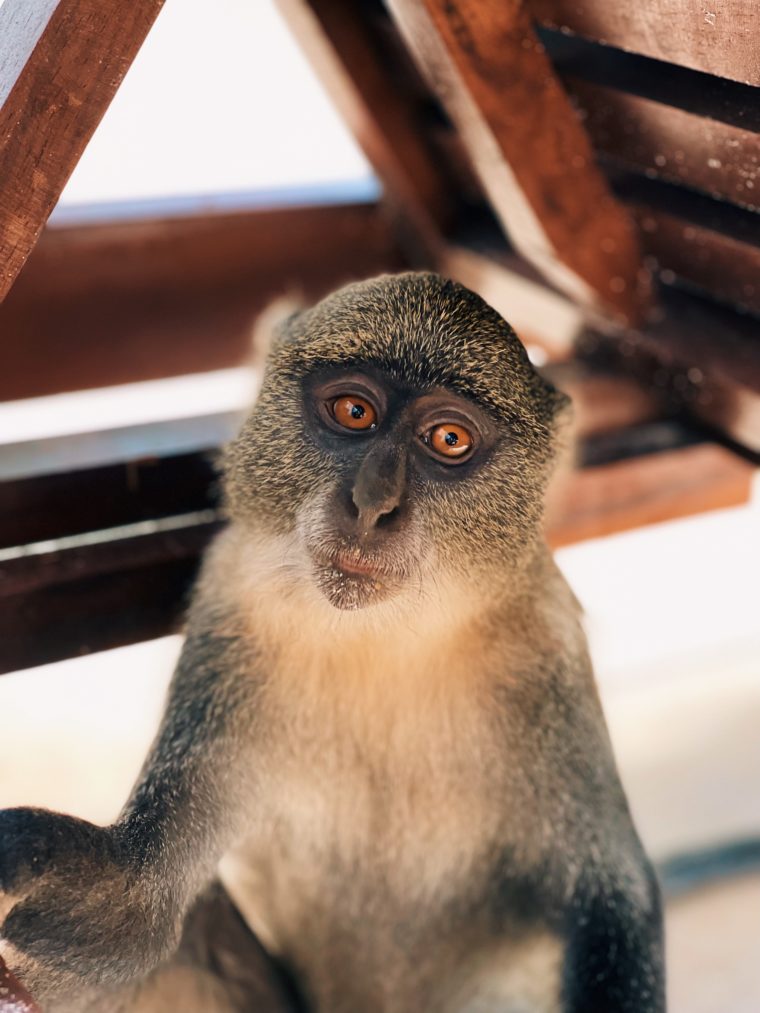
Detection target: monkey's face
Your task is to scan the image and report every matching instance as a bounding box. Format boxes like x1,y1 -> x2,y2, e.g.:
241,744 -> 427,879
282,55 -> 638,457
226,274 -> 568,612
291,367 -> 500,610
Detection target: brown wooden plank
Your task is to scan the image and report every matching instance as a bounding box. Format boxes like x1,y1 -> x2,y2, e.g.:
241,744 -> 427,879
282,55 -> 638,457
0,519 -> 221,674
0,0 -> 166,302
0,202 -> 405,401
276,0 -> 456,260
579,284 -> 760,454
635,207 -> 760,316
546,443 -> 755,547
0,451 -> 219,550
387,0 -> 649,323
577,420 -> 703,469
603,171 -> 760,315
541,27 -> 760,132
530,0 -> 760,86
570,80 -> 760,213
447,231 -> 760,453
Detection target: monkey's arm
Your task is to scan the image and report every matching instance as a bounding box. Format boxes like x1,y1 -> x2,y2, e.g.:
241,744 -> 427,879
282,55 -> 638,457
0,618 -> 257,1002
562,860 -> 665,1013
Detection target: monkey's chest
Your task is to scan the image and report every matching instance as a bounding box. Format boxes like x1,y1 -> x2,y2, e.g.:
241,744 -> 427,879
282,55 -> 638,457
218,746 -> 504,954
217,742 -> 562,1012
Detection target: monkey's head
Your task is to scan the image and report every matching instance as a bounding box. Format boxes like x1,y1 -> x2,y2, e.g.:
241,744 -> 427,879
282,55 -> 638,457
226,273 -> 569,612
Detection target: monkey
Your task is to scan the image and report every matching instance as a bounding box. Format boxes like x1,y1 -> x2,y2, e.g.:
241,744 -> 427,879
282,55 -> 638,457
0,272 -> 664,1013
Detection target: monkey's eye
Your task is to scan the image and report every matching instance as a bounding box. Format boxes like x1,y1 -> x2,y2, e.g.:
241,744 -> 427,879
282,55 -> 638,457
329,395 -> 378,431
421,423 -> 474,462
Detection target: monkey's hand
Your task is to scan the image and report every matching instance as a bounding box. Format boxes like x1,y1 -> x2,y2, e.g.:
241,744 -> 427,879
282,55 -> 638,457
0,808 -> 170,1005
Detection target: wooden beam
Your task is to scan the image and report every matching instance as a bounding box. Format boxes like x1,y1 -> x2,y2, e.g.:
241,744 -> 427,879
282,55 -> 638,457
0,516 -> 221,674
633,206 -> 760,318
567,80 -> 760,214
630,287 -> 760,454
0,201 -> 405,401
0,0 -> 166,302
386,0 -> 649,323
540,27 -> 760,132
531,0 -> 760,87
543,361 -> 667,438
276,0 -> 456,260
0,451 -> 218,549
547,442 -> 755,547
605,172 -> 760,315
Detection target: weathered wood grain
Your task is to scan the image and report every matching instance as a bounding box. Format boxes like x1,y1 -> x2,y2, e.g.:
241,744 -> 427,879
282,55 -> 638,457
541,26 -> 760,132
635,207 -> 760,316
531,0 -> 760,86
387,0 -> 649,323
0,0 -> 166,301
607,172 -> 760,315
579,284 -> 760,454
0,519 -> 221,674
571,81 -> 760,213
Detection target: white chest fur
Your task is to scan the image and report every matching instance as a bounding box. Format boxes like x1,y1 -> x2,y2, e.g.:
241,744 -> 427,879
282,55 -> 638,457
218,585 -> 512,956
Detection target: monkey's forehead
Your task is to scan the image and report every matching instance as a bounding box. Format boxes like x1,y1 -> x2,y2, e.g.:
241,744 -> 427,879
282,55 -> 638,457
274,273 -> 553,423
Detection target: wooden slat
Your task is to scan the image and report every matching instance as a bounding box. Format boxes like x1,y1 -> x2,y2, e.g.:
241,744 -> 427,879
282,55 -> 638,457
0,451 -> 218,550
0,518 -> 221,674
635,207 -> 760,316
543,362 -> 668,438
276,0 -> 456,259
540,27 -> 760,132
578,284 -> 760,454
547,443 -> 755,547
387,0 -> 649,323
0,0 -> 166,301
577,420 -> 703,469
608,172 -> 760,315
0,202 -> 405,401
531,0 -> 760,86
570,80 -> 760,213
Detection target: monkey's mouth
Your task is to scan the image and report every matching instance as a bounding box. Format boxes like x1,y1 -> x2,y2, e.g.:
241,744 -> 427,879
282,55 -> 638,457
309,545 -> 407,610
330,548 -> 391,579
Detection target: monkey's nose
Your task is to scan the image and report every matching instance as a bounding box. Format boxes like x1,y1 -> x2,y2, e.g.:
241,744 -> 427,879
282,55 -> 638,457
350,444 -> 406,538
352,496 -> 402,538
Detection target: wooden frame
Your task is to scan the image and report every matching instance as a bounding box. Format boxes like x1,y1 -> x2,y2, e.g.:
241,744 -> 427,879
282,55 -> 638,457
0,0 -> 166,300
386,0 -> 649,323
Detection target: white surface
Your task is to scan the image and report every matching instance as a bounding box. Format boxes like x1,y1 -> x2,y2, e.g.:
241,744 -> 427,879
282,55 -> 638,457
0,368 -> 256,444
556,498 -> 760,697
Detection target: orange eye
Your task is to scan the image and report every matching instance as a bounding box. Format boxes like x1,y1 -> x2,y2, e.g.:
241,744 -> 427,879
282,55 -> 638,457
427,423 -> 473,459
330,395 -> 377,431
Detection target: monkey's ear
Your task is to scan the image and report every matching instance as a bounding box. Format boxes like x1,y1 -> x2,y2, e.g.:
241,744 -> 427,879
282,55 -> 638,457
250,296 -> 304,367
536,370 -> 573,424
551,386 -> 573,423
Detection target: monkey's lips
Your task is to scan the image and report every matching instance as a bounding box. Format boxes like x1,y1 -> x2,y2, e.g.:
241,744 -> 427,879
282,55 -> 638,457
330,549 -> 389,579
310,546 -> 405,609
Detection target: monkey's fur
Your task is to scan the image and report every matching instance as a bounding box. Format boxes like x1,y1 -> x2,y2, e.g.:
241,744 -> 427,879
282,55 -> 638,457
0,274 -> 664,1012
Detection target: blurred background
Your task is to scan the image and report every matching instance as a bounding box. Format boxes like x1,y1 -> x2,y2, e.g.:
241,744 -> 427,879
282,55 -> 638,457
0,1 -> 759,1010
